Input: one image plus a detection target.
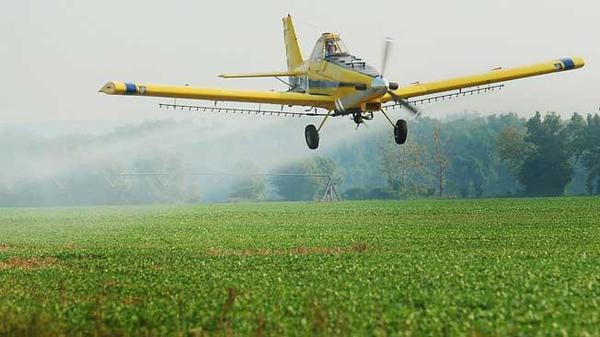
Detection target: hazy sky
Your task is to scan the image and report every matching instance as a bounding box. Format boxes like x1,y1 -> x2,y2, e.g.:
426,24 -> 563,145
1,0 -> 598,123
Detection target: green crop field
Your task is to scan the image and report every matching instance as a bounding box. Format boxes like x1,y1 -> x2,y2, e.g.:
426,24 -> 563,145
0,198 -> 599,337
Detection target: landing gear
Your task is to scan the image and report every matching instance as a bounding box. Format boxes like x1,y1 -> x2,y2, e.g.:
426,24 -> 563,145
394,119 -> 408,144
305,124 -> 319,150
305,110 -> 333,150
380,109 -> 409,145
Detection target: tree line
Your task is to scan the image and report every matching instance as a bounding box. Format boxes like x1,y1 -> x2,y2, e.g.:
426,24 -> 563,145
0,112 -> 598,206
332,111 -> 599,199
207,111 -> 600,201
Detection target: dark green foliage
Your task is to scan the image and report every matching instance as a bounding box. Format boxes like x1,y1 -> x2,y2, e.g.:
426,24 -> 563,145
497,112 -> 599,196
520,112 -> 574,195
342,187 -> 397,200
574,114 -> 600,194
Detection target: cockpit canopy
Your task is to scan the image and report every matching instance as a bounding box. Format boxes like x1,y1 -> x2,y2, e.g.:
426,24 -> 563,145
309,33 -> 349,60
309,33 -> 380,78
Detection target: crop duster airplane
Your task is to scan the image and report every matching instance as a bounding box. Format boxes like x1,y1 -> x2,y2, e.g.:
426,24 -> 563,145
100,15 -> 584,150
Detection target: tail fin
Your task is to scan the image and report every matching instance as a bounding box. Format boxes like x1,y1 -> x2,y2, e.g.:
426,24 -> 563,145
282,15 -> 303,70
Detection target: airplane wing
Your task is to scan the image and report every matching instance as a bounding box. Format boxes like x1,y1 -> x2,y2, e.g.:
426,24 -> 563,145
99,81 -> 334,109
384,57 -> 585,102
100,57 -> 584,112
219,70 -> 305,78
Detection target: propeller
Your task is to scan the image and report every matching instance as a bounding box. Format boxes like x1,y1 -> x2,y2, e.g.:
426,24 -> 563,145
388,90 -> 419,115
381,37 -> 393,78
334,38 -> 419,116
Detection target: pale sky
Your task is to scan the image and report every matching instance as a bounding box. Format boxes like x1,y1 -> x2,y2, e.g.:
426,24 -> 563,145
1,0 -> 598,123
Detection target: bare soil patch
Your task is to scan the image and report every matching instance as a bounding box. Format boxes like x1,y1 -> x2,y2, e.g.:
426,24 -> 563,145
0,256 -> 57,270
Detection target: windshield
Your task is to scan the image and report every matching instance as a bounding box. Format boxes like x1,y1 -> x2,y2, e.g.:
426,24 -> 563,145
324,38 -> 348,57
310,37 -> 349,60
309,42 -> 324,60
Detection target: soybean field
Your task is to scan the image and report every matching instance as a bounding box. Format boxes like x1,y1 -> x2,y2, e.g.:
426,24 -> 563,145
0,197 -> 599,336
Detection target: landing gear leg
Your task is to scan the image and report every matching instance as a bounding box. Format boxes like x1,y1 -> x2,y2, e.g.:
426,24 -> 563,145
305,110 -> 332,150
380,109 -> 408,145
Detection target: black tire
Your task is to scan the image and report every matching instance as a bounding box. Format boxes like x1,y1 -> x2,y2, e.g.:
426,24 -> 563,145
394,119 -> 408,145
305,124 -> 319,150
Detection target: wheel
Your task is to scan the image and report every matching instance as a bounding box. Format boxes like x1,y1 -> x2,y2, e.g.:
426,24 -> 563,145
394,119 -> 408,144
305,124 -> 319,149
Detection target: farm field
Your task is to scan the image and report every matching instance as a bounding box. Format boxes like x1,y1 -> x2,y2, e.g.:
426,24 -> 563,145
0,198 -> 599,336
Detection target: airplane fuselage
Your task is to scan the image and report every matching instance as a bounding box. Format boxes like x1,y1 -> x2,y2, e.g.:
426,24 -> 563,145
289,33 -> 384,112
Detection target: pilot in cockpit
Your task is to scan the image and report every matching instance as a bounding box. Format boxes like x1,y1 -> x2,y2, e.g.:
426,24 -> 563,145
325,40 -> 338,57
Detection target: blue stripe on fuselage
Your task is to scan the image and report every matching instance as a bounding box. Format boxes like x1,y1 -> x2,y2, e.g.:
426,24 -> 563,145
125,83 -> 137,94
560,58 -> 575,70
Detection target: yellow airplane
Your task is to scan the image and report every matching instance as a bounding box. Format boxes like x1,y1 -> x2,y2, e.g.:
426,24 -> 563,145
99,15 -> 584,150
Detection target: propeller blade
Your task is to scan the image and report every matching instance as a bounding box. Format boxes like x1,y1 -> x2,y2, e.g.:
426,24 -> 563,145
381,37 -> 393,78
388,90 -> 420,115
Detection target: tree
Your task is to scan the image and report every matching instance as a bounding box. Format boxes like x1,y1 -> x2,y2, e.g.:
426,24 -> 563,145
445,116 -> 512,198
431,121 -> 450,197
574,114 -> 600,194
229,161 -> 266,201
230,176 -> 267,201
379,137 -> 425,197
498,112 -> 576,196
497,124 -> 530,174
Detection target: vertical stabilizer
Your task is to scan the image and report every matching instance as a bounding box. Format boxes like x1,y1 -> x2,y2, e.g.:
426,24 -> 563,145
282,15 -> 303,70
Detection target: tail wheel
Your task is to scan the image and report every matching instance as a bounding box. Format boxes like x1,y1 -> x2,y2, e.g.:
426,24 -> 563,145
394,119 -> 408,144
305,124 -> 319,150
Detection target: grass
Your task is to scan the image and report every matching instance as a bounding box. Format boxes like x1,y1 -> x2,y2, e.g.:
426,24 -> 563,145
0,197 -> 599,336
